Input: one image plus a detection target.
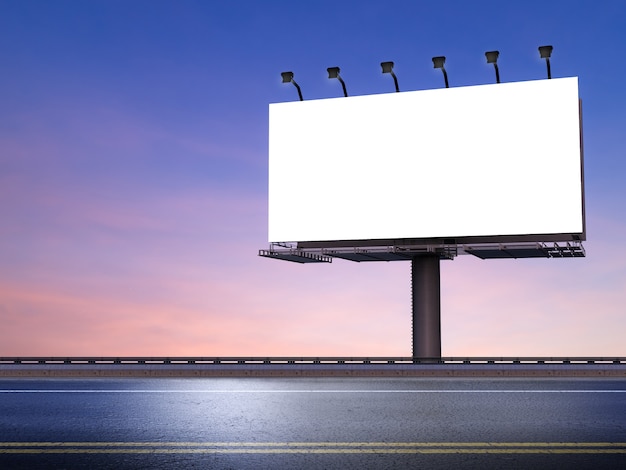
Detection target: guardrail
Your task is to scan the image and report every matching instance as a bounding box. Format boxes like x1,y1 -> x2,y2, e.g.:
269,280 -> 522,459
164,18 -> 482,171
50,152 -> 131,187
2,357 -> 625,377
1,356 -> 625,365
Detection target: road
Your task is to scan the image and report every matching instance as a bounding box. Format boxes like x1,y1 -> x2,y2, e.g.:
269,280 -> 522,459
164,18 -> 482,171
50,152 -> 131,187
1,377 -> 625,469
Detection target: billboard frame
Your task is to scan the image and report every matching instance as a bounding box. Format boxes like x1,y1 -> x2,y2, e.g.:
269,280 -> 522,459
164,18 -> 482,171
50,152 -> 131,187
269,80 -> 586,248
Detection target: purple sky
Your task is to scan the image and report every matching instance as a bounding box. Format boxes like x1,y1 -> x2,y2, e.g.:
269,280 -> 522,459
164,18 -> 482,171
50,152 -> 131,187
1,0 -> 625,356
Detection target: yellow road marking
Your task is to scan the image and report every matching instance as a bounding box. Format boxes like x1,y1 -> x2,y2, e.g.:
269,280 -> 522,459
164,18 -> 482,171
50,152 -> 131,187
1,448 -> 626,454
1,442 -> 625,447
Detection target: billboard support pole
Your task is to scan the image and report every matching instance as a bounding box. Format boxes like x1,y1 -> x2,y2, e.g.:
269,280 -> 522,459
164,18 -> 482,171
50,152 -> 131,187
411,255 -> 442,359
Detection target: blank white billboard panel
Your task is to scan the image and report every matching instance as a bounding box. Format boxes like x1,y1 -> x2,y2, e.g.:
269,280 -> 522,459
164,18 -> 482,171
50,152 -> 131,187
269,77 -> 583,243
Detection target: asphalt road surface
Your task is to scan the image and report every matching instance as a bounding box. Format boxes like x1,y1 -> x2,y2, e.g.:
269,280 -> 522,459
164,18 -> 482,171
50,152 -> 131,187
1,377 -> 625,469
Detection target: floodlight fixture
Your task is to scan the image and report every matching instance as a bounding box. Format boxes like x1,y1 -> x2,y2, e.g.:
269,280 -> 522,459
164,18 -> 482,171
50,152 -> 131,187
381,61 -> 400,92
485,50 -> 500,83
538,45 -> 553,79
327,66 -> 348,97
280,71 -> 303,101
432,56 -> 449,88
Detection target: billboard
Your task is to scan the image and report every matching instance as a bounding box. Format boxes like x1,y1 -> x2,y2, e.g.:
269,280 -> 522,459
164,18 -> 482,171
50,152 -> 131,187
268,77 -> 584,245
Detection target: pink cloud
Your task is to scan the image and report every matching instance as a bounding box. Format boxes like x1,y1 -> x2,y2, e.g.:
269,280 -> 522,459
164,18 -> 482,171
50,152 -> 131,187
1,194 -> 624,357
0,260 -> 410,356
440,217 -> 626,356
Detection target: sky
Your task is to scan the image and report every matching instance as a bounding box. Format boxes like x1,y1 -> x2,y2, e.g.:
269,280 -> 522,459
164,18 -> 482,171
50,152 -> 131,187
1,0 -> 625,357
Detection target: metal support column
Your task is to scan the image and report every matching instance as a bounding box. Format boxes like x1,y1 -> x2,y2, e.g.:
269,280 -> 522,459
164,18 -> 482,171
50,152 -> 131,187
411,255 -> 442,359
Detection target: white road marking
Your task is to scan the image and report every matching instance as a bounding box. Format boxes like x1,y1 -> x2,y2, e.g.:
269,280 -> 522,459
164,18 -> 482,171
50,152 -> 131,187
0,389 -> 625,393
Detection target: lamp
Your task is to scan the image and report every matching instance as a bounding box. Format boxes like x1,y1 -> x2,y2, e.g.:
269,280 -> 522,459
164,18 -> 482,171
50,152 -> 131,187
485,50 -> 500,83
280,71 -> 303,101
432,56 -> 449,88
327,66 -> 348,97
538,45 -> 553,79
381,61 -> 400,92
